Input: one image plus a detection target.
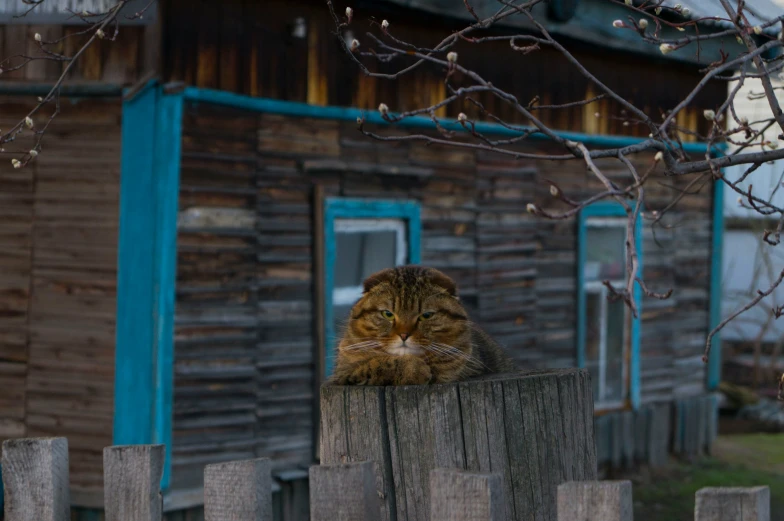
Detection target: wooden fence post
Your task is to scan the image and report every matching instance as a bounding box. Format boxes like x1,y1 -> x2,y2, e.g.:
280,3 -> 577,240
321,368 -> 596,521
309,461 -> 380,521
695,487 -> 770,521
557,481 -> 633,521
204,458 -> 272,521
103,445 -> 164,521
1,437 -> 70,521
429,468 -> 504,521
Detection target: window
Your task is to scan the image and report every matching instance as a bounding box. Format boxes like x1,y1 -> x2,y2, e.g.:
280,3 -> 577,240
577,204 -> 641,410
323,199 -> 421,378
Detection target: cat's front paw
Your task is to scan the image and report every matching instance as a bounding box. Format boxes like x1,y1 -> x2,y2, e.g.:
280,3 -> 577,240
394,357 -> 433,386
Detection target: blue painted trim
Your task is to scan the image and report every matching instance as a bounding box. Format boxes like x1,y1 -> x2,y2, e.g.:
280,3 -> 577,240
322,198 -> 422,378
182,86 -> 714,155
114,83 -> 182,491
707,169 -> 725,390
151,90 -> 184,490
114,81 -> 158,447
577,201 -> 643,409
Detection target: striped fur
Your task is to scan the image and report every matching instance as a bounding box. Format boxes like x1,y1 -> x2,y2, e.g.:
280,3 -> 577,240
329,266 -> 516,386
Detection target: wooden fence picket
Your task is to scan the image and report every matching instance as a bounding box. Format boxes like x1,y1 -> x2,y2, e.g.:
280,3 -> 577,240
103,445 -> 164,521
1,437 -> 70,521
204,458 -> 273,521
308,461 -> 380,521
695,486 -> 770,521
557,480 -> 633,521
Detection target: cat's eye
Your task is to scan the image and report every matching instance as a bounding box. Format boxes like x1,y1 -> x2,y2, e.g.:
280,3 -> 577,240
420,312 -> 435,320
381,310 -> 395,319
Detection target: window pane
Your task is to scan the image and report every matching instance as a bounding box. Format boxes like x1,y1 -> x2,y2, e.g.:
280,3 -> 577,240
334,229 -> 398,288
604,359 -> 624,402
584,223 -> 625,282
585,291 -> 602,399
605,298 -> 626,402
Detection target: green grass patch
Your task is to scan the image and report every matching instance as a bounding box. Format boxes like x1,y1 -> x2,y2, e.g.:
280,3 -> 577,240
627,434 -> 784,521
630,460 -> 784,521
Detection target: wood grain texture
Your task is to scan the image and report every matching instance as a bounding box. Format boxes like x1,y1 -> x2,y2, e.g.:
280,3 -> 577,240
557,481 -> 633,521
429,468 -> 503,521
203,458 -> 272,521
103,445 -> 164,521
320,369 -> 596,521
695,487 -> 770,521
308,461 -> 380,521
2,437 -> 70,521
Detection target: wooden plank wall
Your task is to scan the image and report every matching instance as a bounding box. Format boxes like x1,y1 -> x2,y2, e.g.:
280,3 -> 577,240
162,0 -> 724,139
594,393 -> 718,470
0,96 -> 121,490
0,24 -> 147,84
0,99 -> 36,442
175,103 -> 717,482
173,104 -> 260,489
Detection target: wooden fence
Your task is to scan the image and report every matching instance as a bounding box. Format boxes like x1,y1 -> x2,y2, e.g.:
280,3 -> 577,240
1,437 -> 771,521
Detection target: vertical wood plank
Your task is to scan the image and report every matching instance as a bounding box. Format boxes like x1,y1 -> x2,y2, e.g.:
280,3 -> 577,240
429,468 -> 503,521
103,445 -> 164,521
309,462 -> 380,521
323,369 -> 595,521
204,458 -> 272,521
695,487 -> 770,521
2,437 -> 70,521
557,481 -> 633,521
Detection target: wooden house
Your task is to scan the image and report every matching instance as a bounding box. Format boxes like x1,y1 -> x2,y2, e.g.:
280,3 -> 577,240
0,0 -> 761,517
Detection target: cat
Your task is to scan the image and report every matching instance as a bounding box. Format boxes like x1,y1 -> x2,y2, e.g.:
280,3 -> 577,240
329,265 -> 516,386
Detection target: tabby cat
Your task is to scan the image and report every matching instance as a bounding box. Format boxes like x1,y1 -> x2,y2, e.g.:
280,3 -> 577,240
329,266 -> 516,386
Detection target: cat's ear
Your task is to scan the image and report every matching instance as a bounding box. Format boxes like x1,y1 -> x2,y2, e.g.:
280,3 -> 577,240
363,268 -> 395,293
425,268 -> 458,297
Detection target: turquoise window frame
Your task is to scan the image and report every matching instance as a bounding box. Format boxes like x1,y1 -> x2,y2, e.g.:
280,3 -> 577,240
577,201 -> 642,410
323,198 -> 422,378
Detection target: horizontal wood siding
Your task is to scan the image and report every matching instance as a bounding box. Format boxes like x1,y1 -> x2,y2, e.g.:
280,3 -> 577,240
0,98 -> 35,442
173,103 -> 260,488
0,97 -> 121,491
476,155 -> 538,365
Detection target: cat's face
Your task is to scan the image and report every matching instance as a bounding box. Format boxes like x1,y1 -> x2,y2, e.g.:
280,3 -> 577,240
341,266 -> 470,357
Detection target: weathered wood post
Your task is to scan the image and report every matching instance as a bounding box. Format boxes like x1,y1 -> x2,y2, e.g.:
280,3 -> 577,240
320,368 -> 597,521
204,458 -> 273,521
309,461 -> 380,521
2,437 -> 70,521
103,445 -> 164,521
695,487 -> 770,521
429,468 -> 504,521
557,481 -> 633,521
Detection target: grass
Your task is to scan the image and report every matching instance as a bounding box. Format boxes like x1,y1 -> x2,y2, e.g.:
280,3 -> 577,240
622,433 -> 784,521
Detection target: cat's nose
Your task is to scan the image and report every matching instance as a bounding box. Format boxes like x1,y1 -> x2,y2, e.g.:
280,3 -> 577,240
399,333 -> 409,342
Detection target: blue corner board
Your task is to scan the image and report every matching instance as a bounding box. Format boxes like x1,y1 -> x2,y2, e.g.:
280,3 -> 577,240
322,198 -> 422,378
115,81 -> 182,491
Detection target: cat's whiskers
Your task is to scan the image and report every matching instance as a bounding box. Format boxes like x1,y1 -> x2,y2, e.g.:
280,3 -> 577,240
431,342 -> 492,371
425,343 -> 473,365
342,339 -> 383,352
